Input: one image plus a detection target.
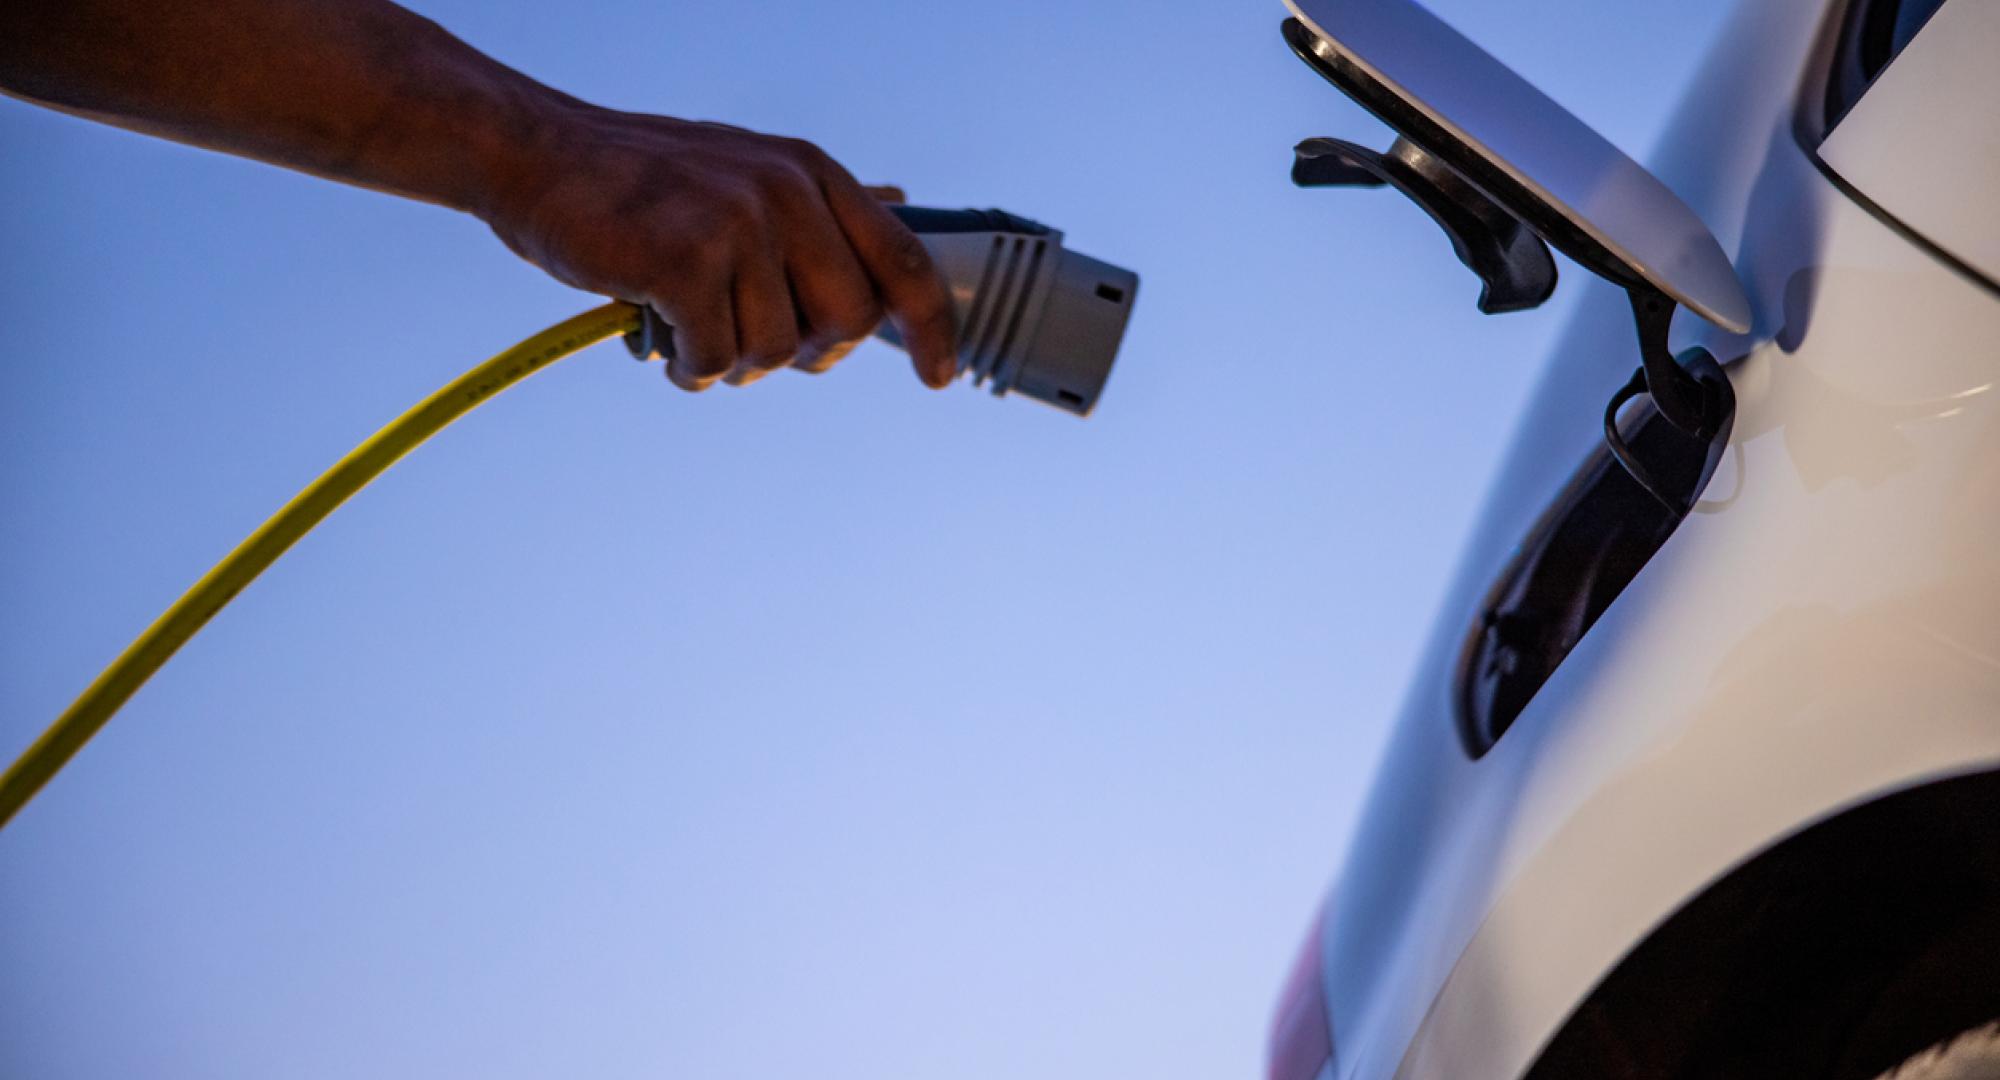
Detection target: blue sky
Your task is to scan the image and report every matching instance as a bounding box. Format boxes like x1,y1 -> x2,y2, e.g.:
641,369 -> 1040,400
1,1 -> 1734,1075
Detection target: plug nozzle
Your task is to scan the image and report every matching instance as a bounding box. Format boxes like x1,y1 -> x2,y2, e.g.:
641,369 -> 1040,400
887,208 -> 1138,417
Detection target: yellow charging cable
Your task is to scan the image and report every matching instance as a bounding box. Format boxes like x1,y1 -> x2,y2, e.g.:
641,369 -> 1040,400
0,300 -> 643,829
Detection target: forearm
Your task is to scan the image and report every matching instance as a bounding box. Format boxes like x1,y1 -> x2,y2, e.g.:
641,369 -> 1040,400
1,0 -> 959,391
0,0 -> 567,216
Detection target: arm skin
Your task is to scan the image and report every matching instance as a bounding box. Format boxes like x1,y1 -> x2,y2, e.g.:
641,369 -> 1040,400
0,0 -> 958,391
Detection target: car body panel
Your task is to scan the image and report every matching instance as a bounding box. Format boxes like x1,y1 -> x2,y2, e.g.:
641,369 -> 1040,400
1818,0 -> 2000,285
1299,1 -> 2000,1077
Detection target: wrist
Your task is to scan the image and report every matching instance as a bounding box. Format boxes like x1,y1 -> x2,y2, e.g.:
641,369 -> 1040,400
462,78 -> 594,227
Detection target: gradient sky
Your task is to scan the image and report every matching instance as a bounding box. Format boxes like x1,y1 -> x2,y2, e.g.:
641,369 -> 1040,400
1,2 -> 1734,1075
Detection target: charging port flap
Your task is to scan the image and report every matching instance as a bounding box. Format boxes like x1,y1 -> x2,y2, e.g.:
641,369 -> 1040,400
1279,0 -> 1749,334
1280,0 -> 1753,751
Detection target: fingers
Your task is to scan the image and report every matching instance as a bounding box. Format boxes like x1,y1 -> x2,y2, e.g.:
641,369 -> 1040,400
658,288 -> 736,392
772,180 -> 884,374
599,130 -> 948,394
793,337 -> 860,376
723,245 -> 800,387
820,171 -> 958,389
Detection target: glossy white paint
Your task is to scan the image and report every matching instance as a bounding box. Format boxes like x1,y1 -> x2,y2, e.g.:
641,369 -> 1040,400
1282,0 -> 1753,333
1820,0 -> 2000,283
1283,1 -> 2000,1077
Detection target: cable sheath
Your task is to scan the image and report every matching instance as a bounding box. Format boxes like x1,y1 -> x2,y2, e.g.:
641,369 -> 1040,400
0,301 -> 642,828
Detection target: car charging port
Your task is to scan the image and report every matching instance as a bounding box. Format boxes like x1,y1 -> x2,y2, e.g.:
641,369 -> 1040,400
1456,344 -> 1734,756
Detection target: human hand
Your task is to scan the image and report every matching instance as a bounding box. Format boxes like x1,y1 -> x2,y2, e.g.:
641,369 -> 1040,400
479,103 -> 957,391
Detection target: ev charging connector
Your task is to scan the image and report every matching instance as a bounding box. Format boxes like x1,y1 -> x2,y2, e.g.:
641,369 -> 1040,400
625,206 -> 1139,417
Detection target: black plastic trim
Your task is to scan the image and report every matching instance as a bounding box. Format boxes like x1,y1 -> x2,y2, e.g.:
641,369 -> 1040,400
1292,135 -> 1558,314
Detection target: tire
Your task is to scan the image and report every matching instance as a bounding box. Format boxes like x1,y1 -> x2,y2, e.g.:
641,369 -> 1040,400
1873,1022 -> 2000,1080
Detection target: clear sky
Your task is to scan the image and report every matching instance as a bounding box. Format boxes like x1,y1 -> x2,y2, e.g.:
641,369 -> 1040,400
1,1 -> 1734,1076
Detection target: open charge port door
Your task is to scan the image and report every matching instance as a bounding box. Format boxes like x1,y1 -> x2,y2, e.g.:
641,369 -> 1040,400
1279,0 -> 1751,754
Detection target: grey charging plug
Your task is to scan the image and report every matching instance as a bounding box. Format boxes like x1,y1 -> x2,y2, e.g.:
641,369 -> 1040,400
625,206 -> 1138,417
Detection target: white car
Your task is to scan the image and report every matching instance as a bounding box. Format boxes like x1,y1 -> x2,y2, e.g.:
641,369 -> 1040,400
1266,0 -> 2000,1077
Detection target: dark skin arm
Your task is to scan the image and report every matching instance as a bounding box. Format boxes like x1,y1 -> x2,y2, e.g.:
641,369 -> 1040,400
0,0 -> 958,391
